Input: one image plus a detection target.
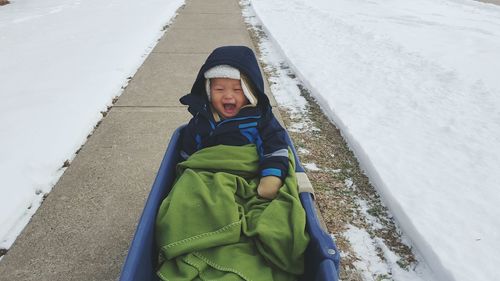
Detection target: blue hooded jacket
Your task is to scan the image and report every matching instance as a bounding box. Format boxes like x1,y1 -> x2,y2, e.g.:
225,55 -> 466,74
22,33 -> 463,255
179,46 -> 289,180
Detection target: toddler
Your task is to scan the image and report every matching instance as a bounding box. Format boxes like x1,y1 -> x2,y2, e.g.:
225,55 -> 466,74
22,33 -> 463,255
179,45 -> 289,199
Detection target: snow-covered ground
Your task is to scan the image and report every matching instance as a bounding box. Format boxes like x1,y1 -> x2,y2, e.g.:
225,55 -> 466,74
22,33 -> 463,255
246,0 -> 500,280
0,0 -> 184,250
2,0 -> 500,280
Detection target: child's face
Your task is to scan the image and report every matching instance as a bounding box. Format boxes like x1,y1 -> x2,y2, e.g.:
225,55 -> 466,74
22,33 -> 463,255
210,78 -> 248,119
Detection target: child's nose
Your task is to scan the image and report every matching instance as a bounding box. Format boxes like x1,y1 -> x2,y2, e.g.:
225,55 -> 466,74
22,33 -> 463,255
222,92 -> 235,99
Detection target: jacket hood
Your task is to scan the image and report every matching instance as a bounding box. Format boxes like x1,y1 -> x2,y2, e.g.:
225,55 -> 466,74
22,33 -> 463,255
180,46 -> 270,115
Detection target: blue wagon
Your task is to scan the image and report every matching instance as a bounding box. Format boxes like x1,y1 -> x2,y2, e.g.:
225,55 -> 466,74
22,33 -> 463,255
119,126 -> 340,281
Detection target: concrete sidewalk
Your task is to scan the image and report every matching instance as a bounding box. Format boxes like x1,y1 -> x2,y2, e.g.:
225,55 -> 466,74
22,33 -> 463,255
0,0 -> 276,280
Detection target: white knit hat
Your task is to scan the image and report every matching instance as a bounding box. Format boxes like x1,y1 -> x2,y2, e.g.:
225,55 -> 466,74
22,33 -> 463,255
204,65 -> 257,106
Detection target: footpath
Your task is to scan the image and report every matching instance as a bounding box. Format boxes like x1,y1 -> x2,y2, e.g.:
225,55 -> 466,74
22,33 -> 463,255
0,0 -> 279,280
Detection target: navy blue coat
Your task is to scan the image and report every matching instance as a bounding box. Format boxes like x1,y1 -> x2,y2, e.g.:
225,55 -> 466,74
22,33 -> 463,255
179,46 -> 289,180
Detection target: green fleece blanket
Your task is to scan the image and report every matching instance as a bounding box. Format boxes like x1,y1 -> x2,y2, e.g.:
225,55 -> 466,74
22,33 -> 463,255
155,144 -> 310,281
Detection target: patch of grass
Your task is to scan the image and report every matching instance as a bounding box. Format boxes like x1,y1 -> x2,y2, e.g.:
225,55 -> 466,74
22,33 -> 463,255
375,274 -> 392,281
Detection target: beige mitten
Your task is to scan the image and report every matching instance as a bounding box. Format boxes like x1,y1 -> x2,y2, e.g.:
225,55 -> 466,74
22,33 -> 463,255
257,176 -> 283,199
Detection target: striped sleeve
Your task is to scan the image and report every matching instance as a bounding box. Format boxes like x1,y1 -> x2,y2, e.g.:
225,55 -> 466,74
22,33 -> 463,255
258,115 -> 289,181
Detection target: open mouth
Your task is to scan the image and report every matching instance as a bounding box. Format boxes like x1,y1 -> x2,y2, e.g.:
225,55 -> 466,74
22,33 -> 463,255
223,103 -> 236,112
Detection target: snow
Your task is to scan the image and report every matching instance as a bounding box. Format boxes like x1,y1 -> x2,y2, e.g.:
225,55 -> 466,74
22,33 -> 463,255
2,0 -> 500,280
297,147 -> 310,155
345,224 -> 433,281
356,199 -> 384,231
0,0 -> 184,250
246,0 -> 500,280
345,224 -> 393,280
304,162 -> 321,171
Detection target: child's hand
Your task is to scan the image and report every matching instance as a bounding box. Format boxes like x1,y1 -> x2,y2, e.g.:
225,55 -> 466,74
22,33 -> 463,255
257,176 -> 282,199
